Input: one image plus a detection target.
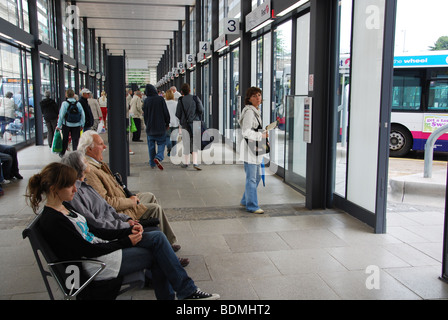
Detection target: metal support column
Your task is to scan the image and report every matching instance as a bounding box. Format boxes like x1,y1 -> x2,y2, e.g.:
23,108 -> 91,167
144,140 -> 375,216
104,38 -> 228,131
28,0 -> 43,145
107,55 -> 128,184
239,0 -> 252,103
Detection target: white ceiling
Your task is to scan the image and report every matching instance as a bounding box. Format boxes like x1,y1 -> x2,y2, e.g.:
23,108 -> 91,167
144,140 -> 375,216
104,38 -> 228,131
75,0 -> 196,68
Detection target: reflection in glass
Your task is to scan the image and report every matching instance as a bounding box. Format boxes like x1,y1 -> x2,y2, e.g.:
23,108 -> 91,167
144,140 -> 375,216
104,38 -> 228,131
272,20 -> 292,171
333,0 -> 353,197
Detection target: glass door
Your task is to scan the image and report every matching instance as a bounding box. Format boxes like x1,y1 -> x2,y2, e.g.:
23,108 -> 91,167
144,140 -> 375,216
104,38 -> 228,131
284,12 -> 310,193
271,20 -> 292,174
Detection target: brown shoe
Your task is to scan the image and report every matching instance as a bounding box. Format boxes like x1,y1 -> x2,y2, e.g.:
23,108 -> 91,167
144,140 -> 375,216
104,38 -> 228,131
179,257 -> 190,267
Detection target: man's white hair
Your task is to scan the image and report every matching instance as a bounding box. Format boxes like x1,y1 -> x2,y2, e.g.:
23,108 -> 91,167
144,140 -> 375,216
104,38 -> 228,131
77,130 -> 100,154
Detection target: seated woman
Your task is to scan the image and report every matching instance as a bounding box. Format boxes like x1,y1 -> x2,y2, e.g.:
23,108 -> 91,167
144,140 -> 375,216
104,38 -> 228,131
61,150 -> 189,267
25,162 -> 219,300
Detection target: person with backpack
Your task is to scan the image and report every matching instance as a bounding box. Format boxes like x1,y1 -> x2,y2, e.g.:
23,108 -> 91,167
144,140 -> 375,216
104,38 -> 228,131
56,88 -> 85,157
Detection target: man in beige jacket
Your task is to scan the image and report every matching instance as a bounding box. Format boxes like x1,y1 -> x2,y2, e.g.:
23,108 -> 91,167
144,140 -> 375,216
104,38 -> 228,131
77,130 -> 180,252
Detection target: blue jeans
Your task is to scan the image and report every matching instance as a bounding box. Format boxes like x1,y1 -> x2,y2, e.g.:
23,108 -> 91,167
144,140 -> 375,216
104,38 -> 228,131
118,231 -> 197,300
241,162 -> 261,212
147,134 -> 166,167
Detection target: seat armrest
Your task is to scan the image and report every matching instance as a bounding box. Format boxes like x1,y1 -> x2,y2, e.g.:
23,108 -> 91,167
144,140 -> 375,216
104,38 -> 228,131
47,259 -> 106,300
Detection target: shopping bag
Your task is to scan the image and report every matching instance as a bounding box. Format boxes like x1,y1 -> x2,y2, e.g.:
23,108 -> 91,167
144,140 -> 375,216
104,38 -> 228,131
130,117 -> 137,133
52,129 -> 62,153
97,120 -> 105,133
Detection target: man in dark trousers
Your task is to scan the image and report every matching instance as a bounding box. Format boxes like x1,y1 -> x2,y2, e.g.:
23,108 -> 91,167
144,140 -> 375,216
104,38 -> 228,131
0,144 -> 23,180
39,90 -> 59,148
143,84 -> 170,170
79,88 -> 94,131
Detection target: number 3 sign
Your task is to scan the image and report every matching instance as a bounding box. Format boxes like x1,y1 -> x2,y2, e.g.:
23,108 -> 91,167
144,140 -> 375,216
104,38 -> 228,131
224,18 -> 240,35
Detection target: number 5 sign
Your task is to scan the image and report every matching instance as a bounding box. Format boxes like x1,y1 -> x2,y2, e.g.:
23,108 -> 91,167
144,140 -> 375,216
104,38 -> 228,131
224,18 -> 240,35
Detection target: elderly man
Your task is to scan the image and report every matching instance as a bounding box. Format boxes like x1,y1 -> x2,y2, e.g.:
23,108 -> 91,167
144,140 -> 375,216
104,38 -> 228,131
79,88 -> 94,131
77,130 -> 180,251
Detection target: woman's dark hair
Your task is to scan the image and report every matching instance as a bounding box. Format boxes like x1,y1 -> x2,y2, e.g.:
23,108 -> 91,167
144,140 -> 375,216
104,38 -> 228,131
25,162 -> 78,213
244,87 -> 262,106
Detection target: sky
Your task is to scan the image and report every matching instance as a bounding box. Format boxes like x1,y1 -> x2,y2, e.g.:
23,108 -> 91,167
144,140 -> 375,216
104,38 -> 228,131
395,0 -> 448,53
340,0 -> 448,54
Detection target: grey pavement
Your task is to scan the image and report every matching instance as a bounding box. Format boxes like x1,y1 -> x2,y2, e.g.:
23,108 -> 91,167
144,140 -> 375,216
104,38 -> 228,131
1,132 -> 448,300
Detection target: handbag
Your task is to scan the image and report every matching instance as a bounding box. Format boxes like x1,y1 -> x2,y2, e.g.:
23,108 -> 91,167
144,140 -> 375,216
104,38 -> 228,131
244,111 -> 270,156
51,129 -> 63,153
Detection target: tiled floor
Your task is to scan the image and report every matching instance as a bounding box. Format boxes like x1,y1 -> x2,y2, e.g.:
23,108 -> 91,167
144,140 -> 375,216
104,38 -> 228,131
1,132 -> 448,300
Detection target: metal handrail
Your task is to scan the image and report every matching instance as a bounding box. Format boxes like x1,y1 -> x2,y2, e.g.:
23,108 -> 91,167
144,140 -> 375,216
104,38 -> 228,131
424,124 -> 448,178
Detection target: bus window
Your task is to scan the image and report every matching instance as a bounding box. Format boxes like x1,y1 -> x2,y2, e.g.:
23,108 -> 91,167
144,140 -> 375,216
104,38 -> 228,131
428,80 -> 448,111
392,72 -> 422,111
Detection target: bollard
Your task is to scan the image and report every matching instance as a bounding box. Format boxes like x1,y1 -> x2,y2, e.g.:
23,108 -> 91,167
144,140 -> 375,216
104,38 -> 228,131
423,124 -> 448,178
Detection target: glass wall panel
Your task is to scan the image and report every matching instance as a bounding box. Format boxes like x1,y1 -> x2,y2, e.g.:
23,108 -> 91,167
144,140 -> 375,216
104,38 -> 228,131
79,17 -> 85,65
284,12 -> 310,192
230,47 -> 239,144
0,43 -> 31,146
271,20 -> 292,171
347,0 -> 385,212
262,32 -> 271,129
251,39 -> 257,86
219,55 -> 224,135
37,0 -> 56,47
0,0 -> 19,26
334,0 -> 353,197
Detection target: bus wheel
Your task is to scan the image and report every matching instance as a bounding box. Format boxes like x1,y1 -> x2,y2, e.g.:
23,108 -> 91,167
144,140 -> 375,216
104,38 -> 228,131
390,124 -> 412,157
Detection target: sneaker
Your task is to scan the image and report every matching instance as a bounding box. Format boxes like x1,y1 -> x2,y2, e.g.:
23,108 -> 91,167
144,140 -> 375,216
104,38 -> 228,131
193,164 -> 202,171
180,164 -> 188,169
251,209 -> 264,214
185,289 -> 220,300
0,179 -> 11,185
14,173 -> 23,180
154,158 -> 164,170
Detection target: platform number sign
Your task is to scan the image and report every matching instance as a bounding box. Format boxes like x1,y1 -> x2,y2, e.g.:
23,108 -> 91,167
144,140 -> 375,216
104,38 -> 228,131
224,18 -> 240,35
186,54 -> 194,68
199,41 -> 210,54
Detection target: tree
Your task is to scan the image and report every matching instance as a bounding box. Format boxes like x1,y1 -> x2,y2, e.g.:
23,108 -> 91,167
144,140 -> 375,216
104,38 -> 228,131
429,36 -> 448,51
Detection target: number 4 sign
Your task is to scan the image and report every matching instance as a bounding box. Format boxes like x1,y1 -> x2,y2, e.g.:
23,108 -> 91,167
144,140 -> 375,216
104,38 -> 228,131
199,41 -> 210,54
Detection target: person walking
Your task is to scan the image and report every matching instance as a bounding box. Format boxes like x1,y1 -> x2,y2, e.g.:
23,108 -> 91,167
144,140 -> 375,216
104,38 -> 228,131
39,90 -> 59,148
98,91 -> 108,130
238,87 -> 268,214
56,89 -> 85,157
79,88 -> 94,132
175,83 -> 204,170
130,90 -> 144,142
164,89 -> 180,156
88,92 -> 102,131
143,84 -> 170,170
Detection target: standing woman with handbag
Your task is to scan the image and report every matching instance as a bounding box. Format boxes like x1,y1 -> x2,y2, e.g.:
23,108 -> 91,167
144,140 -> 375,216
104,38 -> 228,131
239,87 -> 269,214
